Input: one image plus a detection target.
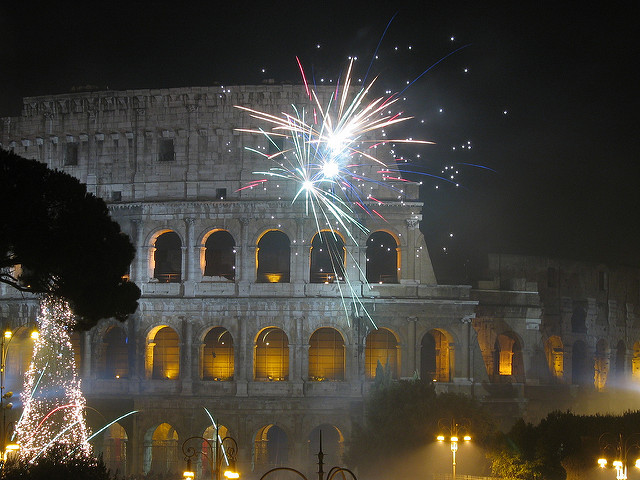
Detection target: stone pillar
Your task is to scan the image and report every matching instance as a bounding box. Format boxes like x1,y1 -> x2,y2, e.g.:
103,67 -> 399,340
184,218 -> 196,296
82,332 -> 91,379
131,219 -> 143,284
407,317 -> 417,377
239,218 -> 252,286
236,316 -> 248,396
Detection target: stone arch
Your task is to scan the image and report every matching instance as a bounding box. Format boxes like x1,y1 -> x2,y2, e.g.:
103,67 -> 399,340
102,422 -> 128,475
99,325 -> 129,379
366,231 -> 399,284
307,424 -> 344,467
145,326 -> 180,380
309,230 -> 346,283
257,230 -> 291,283
595,338 -> 609,391
365,327 -> 400,380
151,230 -> 182,283
143,423 -> 179,475
196,424 -> 230,479
4,326 -> 37,382
308,327 -> 345,381
253,424 -> 288,470
571,340 -> 590,386
544,335 -> 564,381
201,326 -> 234,381
254,327 -> 289,381
202,229 -> 236,281
494,331 -> 525,382
421,329 -> 454,383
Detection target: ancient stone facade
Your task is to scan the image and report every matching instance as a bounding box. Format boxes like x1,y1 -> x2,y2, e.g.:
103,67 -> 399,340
2,87 -> 640,478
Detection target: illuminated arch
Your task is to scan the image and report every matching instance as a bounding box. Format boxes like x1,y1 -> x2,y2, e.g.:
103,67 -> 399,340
310,231 -> 346,283
544,335 -> 564,381
595,338 -> 609,391
143,423 -> 179,474
257,230 -> 290,283
99,326 -> 129,379
202,327 -> 234,381
494,332 -> 524,381
254,327 -> 289,381
145,326 -> 180,380
199,424 -> 230,479
366,231 -> 399,284
307,425 -> 344,466
308,327 -> 345,381
421,329 -> 454,383
152,230 -> 182,283
102,422 -> 128,475
254,424 -> 288,469
365,328 -> 400,380
202,229 -> 236,281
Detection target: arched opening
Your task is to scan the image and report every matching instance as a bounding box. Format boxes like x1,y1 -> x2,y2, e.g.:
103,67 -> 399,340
633,341 -> 640,382
614,340 -> 626,385
308,328 -> 345,381
154,231 -> 182,283
366,231 -> 399,284
310,231 -> 345,283
5,328 -> 37,382
544,336 -> 564,381
100,326 -> 129,379
200,424 -> 230,479
102,422 -> 128,475
572,340 -> 590,386
149,326 -> 180,379
571,306 -> 587,333
365,328 -> 399,380
494,332 -> 524,382
254,327 -> 289,381
594,339 -> 609,391
308,425 -> 344,467
144,423 -> 179,475
202,327 -> 234,381
257,230 -> 290,283
204,230 -> 236,281
421,330 -> 453,382
70,331 -> 83,373
254,425 -> 288,470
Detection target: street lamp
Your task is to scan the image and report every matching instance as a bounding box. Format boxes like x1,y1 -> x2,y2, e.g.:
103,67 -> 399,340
259,431 -> 357,480
182,425 -> 239,480
597,433 -> 640,480
437,418 -> 471,480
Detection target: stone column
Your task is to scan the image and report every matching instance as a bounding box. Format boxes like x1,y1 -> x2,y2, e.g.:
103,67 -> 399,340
82,332 -> 92,379
239,218 -> 252,287
236,316 -> 248,396
184,218 -> 196,296
407,316 -> 417,377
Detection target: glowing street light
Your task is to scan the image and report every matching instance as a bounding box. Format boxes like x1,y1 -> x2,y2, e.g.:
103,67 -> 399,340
182,423 -> 239,480
437,418 -> 471,480
597,433 -> 640,480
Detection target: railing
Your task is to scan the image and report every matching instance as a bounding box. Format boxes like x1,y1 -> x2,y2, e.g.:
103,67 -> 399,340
154,273 -> 182,283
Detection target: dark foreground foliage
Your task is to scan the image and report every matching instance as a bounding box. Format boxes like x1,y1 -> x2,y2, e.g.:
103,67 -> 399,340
1,446 -> 114,480
0,150 -> 140,329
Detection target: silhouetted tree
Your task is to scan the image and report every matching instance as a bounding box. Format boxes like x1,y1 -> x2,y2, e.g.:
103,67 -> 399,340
0,151 -> 140,330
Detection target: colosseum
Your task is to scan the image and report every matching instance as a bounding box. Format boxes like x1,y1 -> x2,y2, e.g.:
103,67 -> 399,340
1,85 -> 639,478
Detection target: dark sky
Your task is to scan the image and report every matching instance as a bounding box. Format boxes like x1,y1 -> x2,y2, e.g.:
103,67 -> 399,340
1,1 -> 638,280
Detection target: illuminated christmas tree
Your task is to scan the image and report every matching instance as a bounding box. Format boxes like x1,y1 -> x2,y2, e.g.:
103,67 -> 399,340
15,295 -> 91,459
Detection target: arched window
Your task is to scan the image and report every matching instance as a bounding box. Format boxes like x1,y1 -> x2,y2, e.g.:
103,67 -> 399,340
308,425 -> 344,466
545,336 -> 564,381
310,231 -> 345,283
308,328 -> 345,381
202,327 -> 234,381
254,425 -> 288,469
421,330 -> 453,382
257,231 -> 290,283
201,425 -> 229,479
366,231 -> 398,284
365,328 -> 399,379
102,422 -> 128,475
144,423 -> 179,474
594,339 -> 609,391
571,340 -> 590,386
204,230 -> 236,281
5,328 -> 37,381
154,231 -> 182,283
494,333 -> 524,381
255,327 -> 289,381
100,326 -> 129,379
150,327 -> 180,379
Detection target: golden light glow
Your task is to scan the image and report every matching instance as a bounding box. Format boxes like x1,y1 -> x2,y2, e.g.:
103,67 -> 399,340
224,470 -> 240,479
31,330 -> 39,340
635,459 -> 640,468
5,443 -> 20,451
463,435 -> 471,441
265,273 -> 283,283
598,458 -> 607,467
437,435 -> 445,442
183,471 -> 195,479
613,460 -> 623,468
451,436 -> 458,442
4,330 -> 12,339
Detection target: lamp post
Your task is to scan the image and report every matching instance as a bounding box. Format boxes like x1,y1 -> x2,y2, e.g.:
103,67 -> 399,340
597,433 -> 640,480
1,327 -> 37,466
259,431 -> 357,480
182,426 -> 239,480
437,418 -> 471,480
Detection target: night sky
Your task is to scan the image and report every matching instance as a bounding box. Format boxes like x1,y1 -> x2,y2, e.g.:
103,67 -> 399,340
1,1 -> 638,281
